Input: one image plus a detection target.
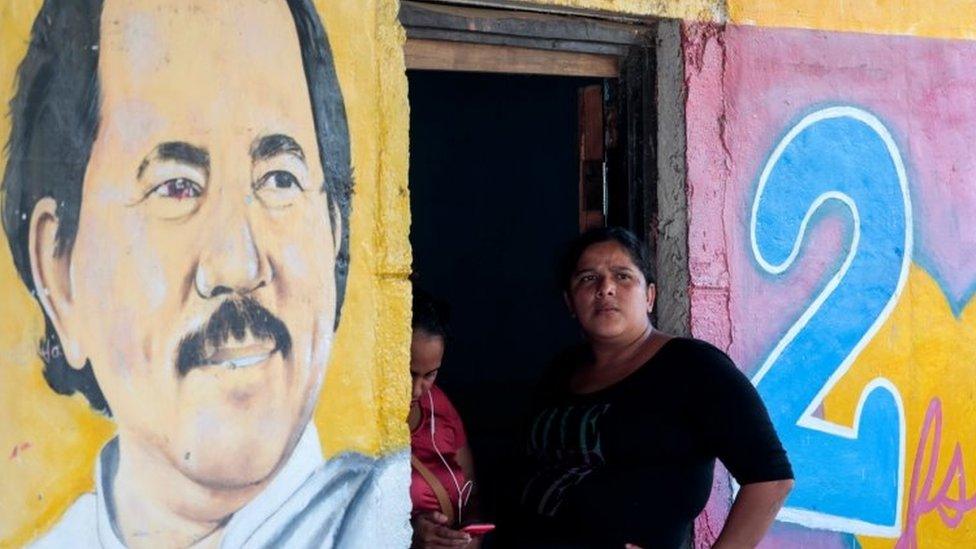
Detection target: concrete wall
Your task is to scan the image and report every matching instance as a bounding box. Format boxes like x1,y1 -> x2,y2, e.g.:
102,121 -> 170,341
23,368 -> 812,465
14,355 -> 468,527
0,1 -> 411,545
523,0 -> 725,20
684,19 -> 976,549
527,0 -> 976,40
728,0 -> 976,40
3,0 -> 974,546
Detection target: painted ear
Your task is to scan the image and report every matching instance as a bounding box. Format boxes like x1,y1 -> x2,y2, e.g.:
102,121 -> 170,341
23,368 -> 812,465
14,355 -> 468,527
29,197 -> 84,369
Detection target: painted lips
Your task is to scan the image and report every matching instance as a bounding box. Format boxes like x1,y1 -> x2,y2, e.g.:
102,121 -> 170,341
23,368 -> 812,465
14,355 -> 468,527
202,340 -> 277,370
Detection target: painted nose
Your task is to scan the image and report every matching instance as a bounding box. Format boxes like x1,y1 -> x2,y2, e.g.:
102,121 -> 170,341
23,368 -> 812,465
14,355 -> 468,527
195,210 -> 273,298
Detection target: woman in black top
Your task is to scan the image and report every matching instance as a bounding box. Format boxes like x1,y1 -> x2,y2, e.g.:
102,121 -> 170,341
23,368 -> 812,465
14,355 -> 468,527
513,227 -> 793,548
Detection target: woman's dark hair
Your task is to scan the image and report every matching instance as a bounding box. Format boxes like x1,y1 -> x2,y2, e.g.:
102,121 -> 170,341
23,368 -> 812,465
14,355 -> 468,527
0,0 -> 352,414
559,226 -> 654,290
412,286 -> 451,339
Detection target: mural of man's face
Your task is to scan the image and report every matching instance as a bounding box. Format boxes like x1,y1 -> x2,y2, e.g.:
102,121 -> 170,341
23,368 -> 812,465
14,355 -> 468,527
29,0 -> 339,489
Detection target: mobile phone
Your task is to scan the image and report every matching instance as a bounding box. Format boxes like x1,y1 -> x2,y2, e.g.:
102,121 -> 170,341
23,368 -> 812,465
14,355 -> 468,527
461,523 -> 495,536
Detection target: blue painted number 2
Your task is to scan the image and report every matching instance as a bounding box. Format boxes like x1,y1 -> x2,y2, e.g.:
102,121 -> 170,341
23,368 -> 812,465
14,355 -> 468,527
750,107 -> 911,536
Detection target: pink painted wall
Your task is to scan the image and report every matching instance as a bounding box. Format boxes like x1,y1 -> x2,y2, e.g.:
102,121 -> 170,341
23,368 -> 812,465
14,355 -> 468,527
683,22 -> 976,547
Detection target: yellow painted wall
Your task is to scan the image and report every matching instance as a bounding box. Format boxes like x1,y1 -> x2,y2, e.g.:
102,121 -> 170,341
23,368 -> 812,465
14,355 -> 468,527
825,266 -> 976,547
527,0 -> 976,41
0,1 -> 411,546
728,0 -> 976,41
522,0 -> 725,20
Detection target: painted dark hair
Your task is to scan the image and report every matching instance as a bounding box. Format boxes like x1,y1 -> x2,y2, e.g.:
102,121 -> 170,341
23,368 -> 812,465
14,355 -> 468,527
0,0 -> 353,414
412,286 -> 451,340
559,226 -> 655,291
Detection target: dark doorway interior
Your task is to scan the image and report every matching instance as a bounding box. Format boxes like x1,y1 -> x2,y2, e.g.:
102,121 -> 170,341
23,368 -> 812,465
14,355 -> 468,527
409,70 -> 600,523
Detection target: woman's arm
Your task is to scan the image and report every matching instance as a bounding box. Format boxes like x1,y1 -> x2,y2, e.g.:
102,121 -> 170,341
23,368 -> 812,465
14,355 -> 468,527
455,445 -> 483,521
410,441 -> 480,547
692,343 -> 794,547
454,445 -> 483,548
712,479 -> 794,548
456,445 -> 476,488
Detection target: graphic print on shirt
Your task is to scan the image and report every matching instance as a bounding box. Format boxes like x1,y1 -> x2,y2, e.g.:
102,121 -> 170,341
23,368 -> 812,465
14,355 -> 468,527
522,403 -> 611,516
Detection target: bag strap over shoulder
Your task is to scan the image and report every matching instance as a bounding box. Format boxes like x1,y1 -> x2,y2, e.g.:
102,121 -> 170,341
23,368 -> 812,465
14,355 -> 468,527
411,454 -> 456,526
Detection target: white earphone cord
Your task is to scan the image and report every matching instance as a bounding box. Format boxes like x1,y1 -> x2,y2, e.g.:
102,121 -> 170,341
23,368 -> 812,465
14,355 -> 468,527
427,389 -> 474,524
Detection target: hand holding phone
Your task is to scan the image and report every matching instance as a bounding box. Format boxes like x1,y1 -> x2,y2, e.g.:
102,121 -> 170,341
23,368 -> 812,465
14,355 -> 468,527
460,523 -> 495,536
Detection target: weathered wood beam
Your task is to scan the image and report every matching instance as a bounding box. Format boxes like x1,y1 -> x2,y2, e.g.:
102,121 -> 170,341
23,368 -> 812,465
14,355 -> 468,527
404,38 -> 620,77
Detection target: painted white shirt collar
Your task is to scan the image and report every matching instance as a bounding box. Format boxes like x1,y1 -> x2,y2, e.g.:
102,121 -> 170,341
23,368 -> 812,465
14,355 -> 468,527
94,422 -> 325,548
33,422 -> 411,548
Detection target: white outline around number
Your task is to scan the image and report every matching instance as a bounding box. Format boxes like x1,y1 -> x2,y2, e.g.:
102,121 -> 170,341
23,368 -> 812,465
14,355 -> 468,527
749,106 -> 911,537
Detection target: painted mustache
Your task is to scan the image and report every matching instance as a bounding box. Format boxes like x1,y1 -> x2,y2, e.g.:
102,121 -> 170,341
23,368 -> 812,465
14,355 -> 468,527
176,297 -> 292,376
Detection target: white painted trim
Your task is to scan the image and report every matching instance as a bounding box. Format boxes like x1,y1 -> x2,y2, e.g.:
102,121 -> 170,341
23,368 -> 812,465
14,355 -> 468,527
748,106 -> 912,536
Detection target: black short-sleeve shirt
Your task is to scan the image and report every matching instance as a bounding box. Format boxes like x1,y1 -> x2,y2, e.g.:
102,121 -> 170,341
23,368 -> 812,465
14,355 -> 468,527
515,338 -> 793,548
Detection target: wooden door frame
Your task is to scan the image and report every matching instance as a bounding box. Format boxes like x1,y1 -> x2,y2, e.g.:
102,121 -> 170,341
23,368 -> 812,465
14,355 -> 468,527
400,0 -> 656,227
399,2 -> 649,54
403,0 -> 653,22
399,1 -> 691,335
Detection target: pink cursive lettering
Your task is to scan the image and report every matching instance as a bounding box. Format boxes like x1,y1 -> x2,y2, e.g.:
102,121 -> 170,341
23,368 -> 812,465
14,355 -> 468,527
896,397 -> 976,548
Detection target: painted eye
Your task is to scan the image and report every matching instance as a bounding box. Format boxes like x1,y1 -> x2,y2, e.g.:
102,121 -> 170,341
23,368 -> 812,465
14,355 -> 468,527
141,177 -> 204,219
151,178 -> 202,200
258,171 -> 303,191
255,170 -> 305,208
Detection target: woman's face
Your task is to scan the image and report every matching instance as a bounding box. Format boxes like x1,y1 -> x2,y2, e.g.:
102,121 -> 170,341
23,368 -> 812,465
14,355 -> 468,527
565,240 -> 655,343
410,329 -> 444,401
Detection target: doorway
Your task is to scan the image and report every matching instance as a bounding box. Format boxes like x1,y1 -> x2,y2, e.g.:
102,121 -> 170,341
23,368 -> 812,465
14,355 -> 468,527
403,0 -> 659,530
409,69 -> 594,523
